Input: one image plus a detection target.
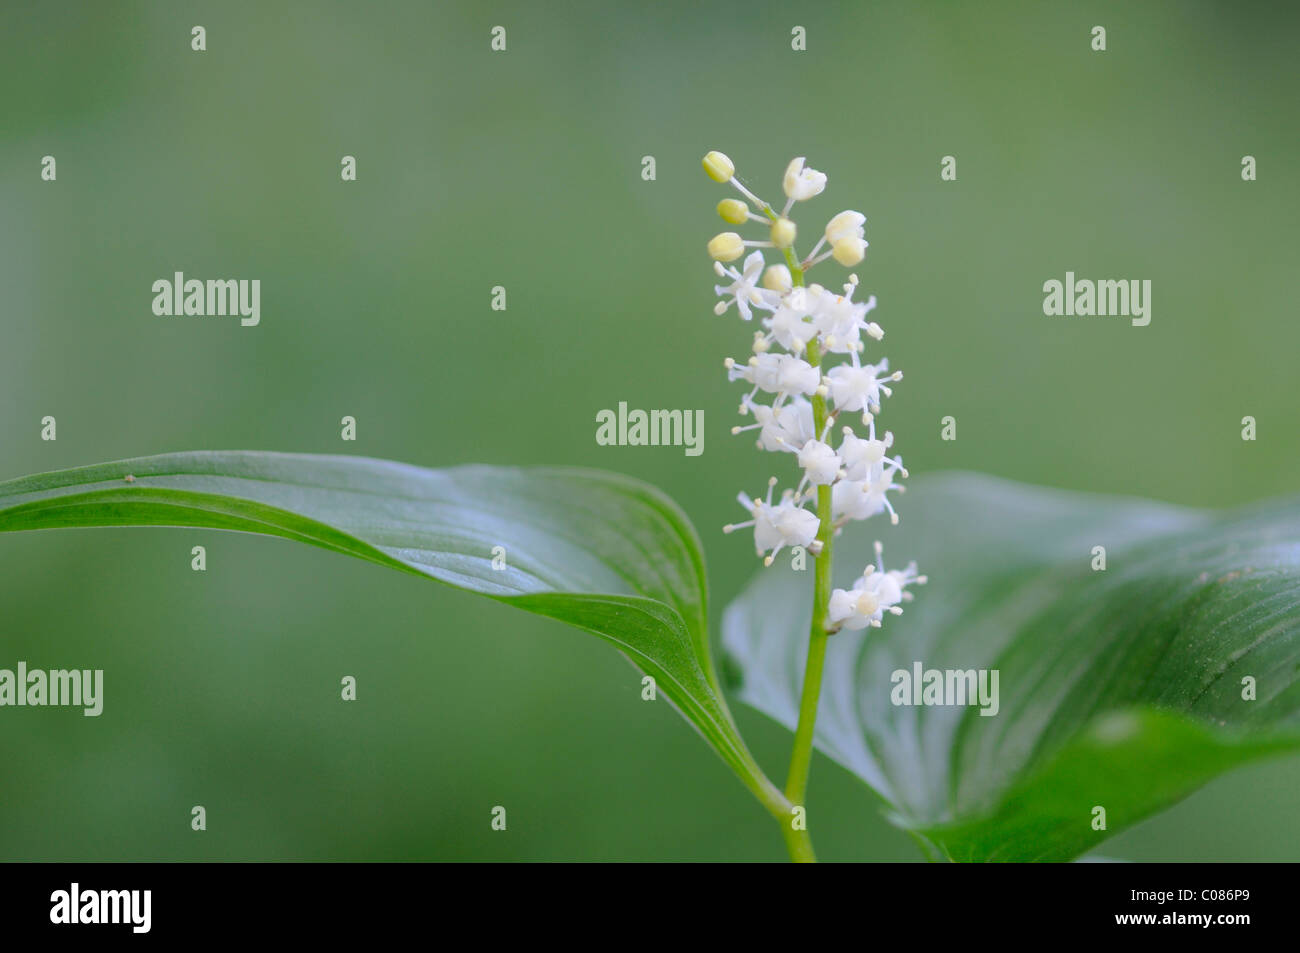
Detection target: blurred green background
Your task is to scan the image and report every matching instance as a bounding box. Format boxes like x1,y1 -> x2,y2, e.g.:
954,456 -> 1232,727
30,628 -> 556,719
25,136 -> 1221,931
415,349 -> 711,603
2,0 -> 1297,861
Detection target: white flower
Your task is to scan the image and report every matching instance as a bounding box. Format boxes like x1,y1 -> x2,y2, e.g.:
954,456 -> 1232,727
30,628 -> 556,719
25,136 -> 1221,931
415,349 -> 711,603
861,461 -> 906,524
764,290 -> 820,352
838,429 -> 883,482
726,353 -> 818,409
773,354 -> 820,398
832,457 -> 904,525
713,251 -> 775,321
733,395 -> 816,453
817,296 -> 875,353
783,156 -> 827,202
796,439 -> 841,486
726,352 -> 781,391
827,542 -> 926,630
767,501 -> 819,552
724,481 -> 821,566
814,277 -> 879,353
832,458 -> 906,524
838,426 -> 906,483
825,357 -> 898,414
831,477 -> 872,522
761,396 -> 815,451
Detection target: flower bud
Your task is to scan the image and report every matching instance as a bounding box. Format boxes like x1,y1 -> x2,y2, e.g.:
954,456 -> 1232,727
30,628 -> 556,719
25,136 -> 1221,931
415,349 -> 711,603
825,210 -> 866,244
831,236 -> 868,266
762,264 -> 793,293
770,217 -> 796,248
708,231 -> 745,262
717,198 -> 749,224
702,150 -> 735,183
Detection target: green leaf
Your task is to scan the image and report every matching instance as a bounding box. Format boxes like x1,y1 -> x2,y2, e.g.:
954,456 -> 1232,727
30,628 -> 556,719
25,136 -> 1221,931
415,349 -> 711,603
0,450 -> 787,815
721,472 -> 1300,861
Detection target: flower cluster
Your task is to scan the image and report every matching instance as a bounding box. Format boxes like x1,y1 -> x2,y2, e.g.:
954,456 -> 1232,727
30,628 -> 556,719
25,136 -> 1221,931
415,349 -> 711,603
827,540 -> 927,630
706,150 -> 924,630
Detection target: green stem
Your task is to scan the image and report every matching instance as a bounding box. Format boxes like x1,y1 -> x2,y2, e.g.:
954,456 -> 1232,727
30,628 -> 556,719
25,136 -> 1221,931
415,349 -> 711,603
785,565 -> 830,807
738,245 -> 829,862
746,203 -> 827,860
783,337 -> 835,826
754,769 -> 814,863
780,815 -> 818,863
